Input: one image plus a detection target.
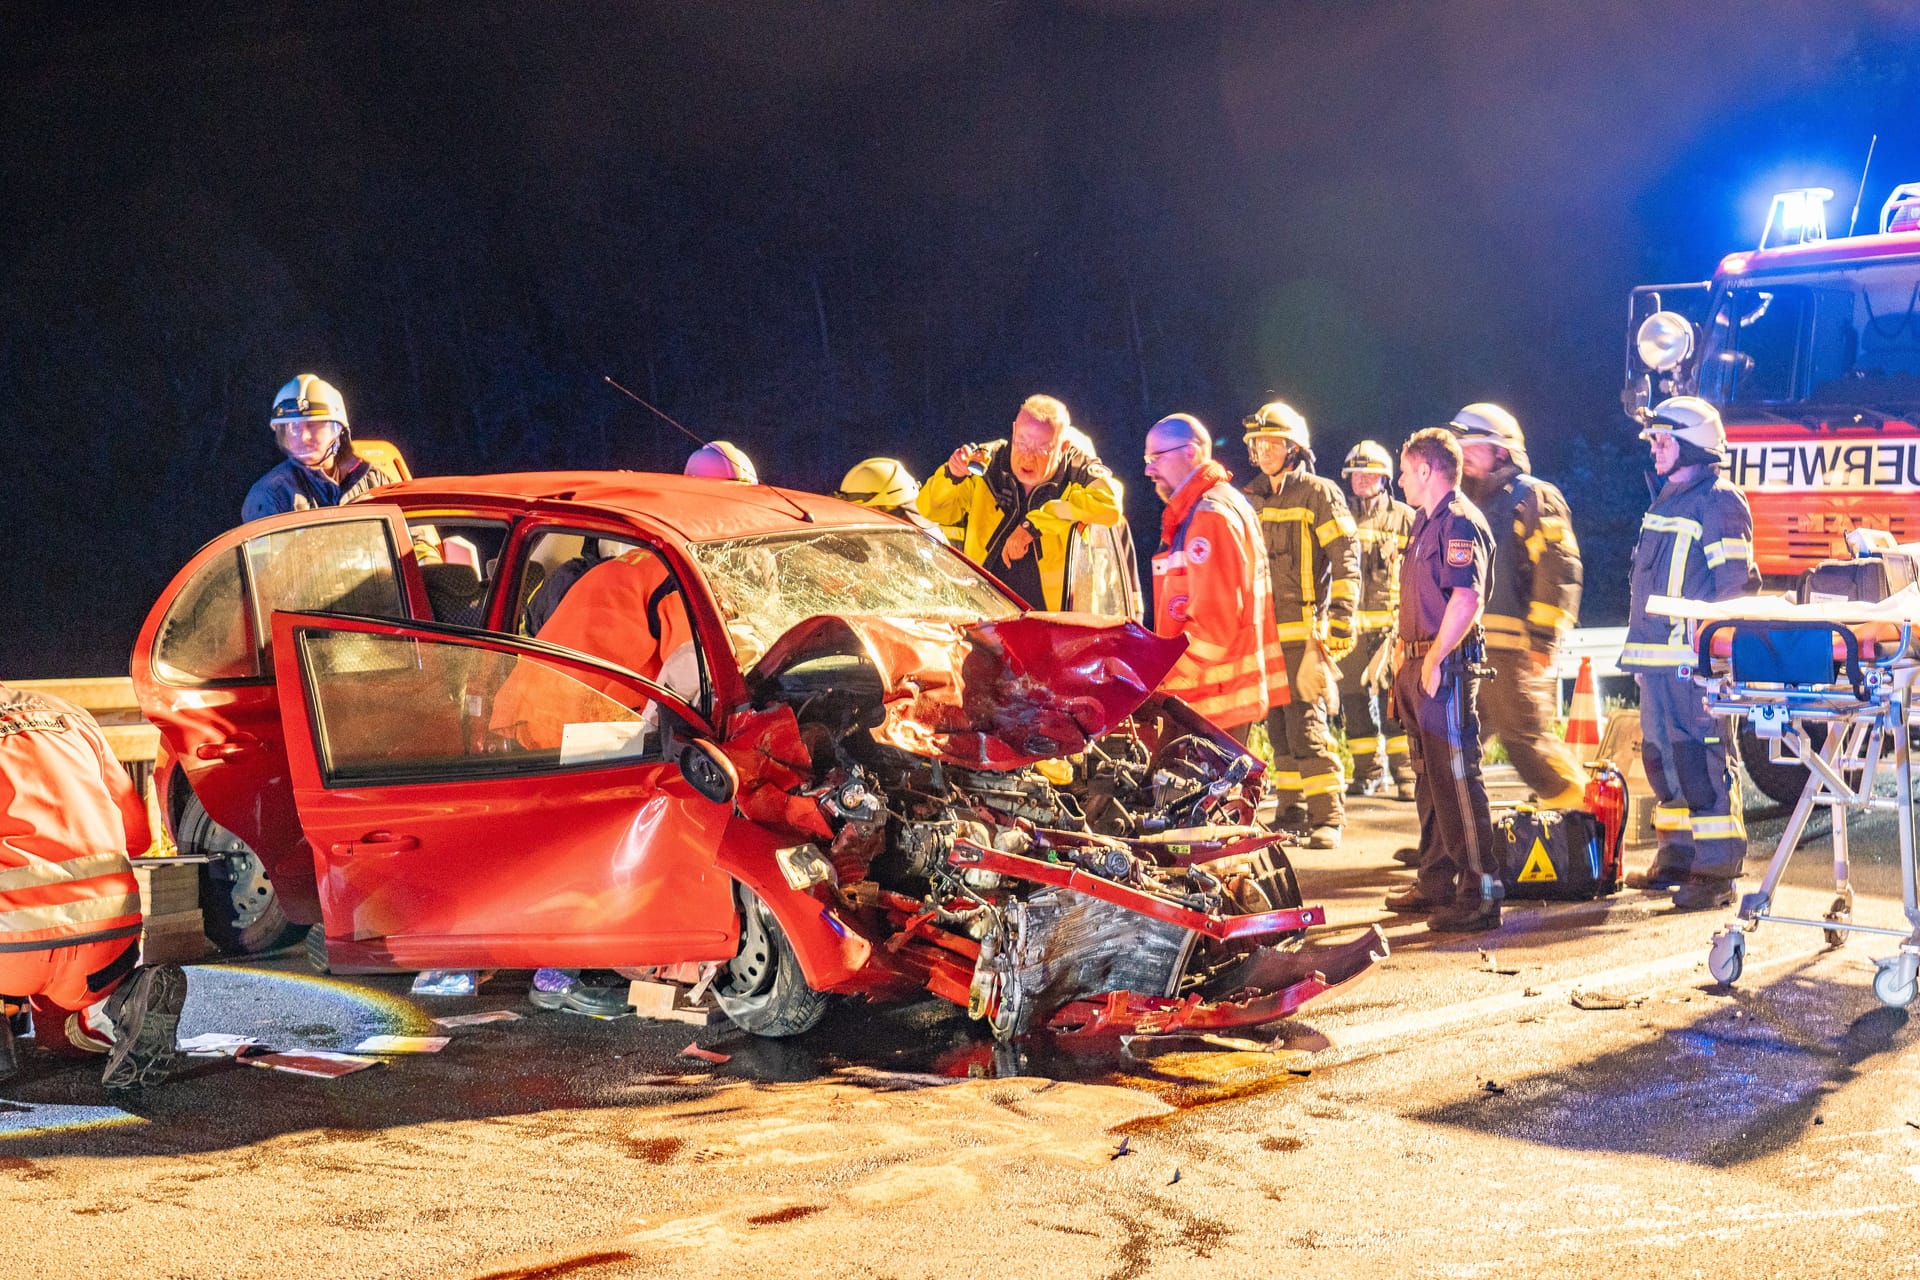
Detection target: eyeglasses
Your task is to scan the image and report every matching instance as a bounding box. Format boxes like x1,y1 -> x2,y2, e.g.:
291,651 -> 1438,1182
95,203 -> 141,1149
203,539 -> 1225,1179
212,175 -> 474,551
1143,445 -> 1189,465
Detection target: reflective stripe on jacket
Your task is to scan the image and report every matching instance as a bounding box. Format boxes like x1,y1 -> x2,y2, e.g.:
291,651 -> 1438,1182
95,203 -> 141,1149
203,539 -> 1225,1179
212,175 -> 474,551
916,442 -> 1123,612
1152,466 -> 1289,729
0,686 -> 146,954
1620,470 -> 1757,672
1348,491 -> 1413,635
1466,462 -> 1583,653
1242,465 -> 1360,643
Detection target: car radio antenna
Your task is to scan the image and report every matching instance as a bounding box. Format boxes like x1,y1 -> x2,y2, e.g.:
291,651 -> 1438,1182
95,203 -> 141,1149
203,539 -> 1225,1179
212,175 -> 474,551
602,374 -> 813,521
603,375 -> 709,447
1847,133 -> 1878,237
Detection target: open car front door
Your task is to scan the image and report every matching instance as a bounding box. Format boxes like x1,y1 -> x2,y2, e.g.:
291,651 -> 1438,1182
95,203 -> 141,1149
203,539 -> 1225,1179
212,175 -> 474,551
268,611 -> 739,973
131,504 -> 432,922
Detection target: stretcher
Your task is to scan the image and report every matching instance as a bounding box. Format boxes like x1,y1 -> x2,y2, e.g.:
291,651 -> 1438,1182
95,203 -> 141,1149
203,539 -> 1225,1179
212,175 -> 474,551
1652,584 -> 1920,1007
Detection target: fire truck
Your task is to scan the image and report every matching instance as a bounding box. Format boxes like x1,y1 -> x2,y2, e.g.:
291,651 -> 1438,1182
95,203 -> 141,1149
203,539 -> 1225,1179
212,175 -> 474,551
1624,182 -> 1920,799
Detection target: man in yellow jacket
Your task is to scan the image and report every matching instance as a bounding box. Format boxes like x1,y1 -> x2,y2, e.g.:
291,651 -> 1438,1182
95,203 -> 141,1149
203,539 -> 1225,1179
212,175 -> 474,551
917,395 -> 1124,612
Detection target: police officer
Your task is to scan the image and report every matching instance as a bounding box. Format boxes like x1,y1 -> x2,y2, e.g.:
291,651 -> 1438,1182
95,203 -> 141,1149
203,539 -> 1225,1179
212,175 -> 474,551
1621,397 -> 1757,910
1383,428 -> 1502,933
1450,404 -> 1587,810
243,374 -> 402,521
1241,401 -> 1360,848
1338,442 -> 1416,801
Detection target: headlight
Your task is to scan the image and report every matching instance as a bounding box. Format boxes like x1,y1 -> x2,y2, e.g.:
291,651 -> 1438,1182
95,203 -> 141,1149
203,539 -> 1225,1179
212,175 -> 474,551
1636,311 -> 1696,372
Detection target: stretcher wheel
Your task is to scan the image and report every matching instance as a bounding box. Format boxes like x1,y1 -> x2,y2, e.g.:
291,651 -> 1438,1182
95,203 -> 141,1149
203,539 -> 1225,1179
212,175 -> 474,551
1706,929 -> 1745,986
1872,956 -> 1918,1009
1823,896 -> 1851,950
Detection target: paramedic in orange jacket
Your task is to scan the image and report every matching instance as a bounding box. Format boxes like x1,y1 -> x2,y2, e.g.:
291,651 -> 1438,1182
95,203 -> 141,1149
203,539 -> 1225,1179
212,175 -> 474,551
1144,413 -> 1288,740
0,681 -> 187,1089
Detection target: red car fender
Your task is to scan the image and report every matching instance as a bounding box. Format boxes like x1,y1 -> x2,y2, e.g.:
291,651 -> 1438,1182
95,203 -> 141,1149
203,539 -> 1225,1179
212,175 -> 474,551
713,818 -> 915,999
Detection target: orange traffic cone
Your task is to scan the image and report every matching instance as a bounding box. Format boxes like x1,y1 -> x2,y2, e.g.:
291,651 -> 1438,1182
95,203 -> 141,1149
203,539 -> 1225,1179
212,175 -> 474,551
1564,654 -> 1601,762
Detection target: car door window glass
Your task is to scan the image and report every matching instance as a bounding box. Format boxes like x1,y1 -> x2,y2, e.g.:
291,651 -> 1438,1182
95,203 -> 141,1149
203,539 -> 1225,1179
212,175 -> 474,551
244,520 -> 407,665
298,630 -> 662,786
154,548 -> 261,683
408,519 -> 509,628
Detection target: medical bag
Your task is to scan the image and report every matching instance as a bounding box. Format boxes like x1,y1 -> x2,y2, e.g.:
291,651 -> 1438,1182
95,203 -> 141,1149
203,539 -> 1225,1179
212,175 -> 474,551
1494,766 -> 1625,901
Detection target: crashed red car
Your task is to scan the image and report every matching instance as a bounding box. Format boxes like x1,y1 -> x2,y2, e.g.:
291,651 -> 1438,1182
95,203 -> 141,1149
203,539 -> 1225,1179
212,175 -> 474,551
132,472 -> 1381,1040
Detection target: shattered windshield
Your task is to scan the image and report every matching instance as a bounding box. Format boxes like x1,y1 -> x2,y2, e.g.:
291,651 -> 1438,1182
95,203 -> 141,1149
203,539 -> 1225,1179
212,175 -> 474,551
688,525 -> 1021,666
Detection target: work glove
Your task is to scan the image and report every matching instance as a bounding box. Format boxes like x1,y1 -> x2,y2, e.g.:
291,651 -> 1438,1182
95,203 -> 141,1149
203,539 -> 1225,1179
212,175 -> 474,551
1324,631 -> 1355,661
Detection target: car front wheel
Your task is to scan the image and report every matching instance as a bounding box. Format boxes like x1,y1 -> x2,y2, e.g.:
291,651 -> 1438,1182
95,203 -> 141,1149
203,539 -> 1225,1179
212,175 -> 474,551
712,886 -> 829,1038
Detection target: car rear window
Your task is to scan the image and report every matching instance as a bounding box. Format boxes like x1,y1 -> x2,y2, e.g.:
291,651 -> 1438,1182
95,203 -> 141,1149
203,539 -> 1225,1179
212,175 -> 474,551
155,548 -> 260,683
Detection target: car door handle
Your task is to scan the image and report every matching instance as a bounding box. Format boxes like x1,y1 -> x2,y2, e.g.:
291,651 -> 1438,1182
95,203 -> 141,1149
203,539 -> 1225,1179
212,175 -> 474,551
196,734 -> 263,761
329,833 -> 420,857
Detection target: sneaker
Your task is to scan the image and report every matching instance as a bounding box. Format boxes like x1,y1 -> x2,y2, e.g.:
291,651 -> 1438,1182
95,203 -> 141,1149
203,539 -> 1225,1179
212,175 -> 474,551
1307,825 -> 1343,850
101,964 -> 186,1090
1671,877 -> 1736,912
563,983 -> 633,1017
1384,886 -> 1449,913
528,967 -> 579,1010
1428,896 -> 1502,934
1625,869 -> 1686,892
1392,845 -> 1422,866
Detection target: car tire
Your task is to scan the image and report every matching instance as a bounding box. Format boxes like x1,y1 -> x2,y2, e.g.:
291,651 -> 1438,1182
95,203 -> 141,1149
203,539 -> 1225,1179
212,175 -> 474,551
1736,720 -> 1822,808
304,924 -> 332,974
179,791 -> 309,957
713,886 -> 829,1038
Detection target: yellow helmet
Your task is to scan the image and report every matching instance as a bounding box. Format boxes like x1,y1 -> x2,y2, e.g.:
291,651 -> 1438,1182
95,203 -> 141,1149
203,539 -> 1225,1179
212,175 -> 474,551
837,457 -> 920,508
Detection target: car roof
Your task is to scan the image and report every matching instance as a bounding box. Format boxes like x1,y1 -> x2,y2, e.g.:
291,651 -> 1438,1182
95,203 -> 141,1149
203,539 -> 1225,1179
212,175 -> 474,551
376,470 -> 893,542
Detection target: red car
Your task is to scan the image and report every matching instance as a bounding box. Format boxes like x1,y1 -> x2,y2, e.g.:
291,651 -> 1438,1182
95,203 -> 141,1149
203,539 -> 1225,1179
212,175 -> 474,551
133,472 -> 1380,1039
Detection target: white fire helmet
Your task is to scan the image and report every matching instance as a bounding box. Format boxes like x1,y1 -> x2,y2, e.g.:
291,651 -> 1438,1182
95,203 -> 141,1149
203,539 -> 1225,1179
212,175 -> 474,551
837,457 -> 920,508
1342,440 -> 1393,478
1639,396 -> 1727,463
1242,400 -> 1311,451
271,374 -> 349,429
685,441 -> 758,484
1447,402 -> 1529,472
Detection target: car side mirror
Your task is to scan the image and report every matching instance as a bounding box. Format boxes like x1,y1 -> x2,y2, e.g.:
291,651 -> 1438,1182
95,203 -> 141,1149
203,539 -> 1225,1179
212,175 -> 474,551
677,737 -> 738,806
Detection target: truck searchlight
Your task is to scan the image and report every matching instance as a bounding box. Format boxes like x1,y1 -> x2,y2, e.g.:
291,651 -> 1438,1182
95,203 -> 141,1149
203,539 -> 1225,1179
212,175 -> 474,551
1760,187 -> 1832,249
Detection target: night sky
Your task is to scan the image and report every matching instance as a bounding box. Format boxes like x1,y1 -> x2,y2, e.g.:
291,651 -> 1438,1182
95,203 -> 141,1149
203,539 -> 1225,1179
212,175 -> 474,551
8,1 -> 1920,677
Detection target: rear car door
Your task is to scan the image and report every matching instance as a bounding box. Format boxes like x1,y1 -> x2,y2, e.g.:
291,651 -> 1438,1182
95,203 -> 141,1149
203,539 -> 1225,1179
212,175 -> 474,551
131,506 -> 431,921
269,611 -> 738,971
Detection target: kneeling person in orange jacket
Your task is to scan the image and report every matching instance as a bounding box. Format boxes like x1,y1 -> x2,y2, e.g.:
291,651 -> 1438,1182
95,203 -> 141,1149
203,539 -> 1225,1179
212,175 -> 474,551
1143,413 -> 1289,741
0,681 -> 186,1089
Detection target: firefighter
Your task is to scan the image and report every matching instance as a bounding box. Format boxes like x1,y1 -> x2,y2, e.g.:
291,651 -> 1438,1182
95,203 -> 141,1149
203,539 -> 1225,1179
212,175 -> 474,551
685,441 -> 758,483
1143,413 -> 1288,742
1383,428 -> 1502,933
242,373 -> 402,521
1449,403 -> 1587,810
1240,401 -> 1360,848
0,681 -> 187,1088
917,395 -> 1125,612
836,457 -> 944,538
1338,441 -> 1416,801
1622,397 -> 1757,910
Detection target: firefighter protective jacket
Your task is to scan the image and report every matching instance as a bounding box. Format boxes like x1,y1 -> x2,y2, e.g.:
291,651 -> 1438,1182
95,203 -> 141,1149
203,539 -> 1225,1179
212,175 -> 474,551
0,684 -> 148,954
1242,464 -> 1360,644
1620,469 -> 1758,672
1467,461 -> 1583,654
1349,490 -> 1414,636
1152,461 -> 1289,729
916,440 -> 1122,613
242,450 -> 399,523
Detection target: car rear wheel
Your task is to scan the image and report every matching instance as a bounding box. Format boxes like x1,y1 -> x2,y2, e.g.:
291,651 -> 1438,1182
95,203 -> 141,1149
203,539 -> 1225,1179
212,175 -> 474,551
1736,720 -> 1825,808
713,886 -> 829,1038
178,791 -> 309,956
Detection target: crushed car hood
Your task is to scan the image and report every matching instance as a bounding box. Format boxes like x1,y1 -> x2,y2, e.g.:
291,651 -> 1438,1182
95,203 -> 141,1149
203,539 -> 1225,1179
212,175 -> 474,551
745,613 -> 1186,770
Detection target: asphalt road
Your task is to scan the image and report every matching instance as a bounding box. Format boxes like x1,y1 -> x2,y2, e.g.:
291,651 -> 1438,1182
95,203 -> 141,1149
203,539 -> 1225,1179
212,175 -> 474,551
6,786 -> 1920,1279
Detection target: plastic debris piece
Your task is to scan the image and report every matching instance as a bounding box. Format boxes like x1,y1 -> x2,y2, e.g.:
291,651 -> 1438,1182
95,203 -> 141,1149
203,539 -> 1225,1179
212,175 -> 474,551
1168,1167 -> 1181,1184
680,1043 -> 731,1064
1482,1080 -> 1507,1096
353,1035 -> 450,1054
247,1051 -> 380,1078
1570,989 -> 1644,1011
177,1033 -> 262,1055
1522,987 -> 1543,998
432,1010 -> 522,1028
1111,1136 -> 1131,1160
410,970 -> 481,997
1814,1116 -> 1824,1125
